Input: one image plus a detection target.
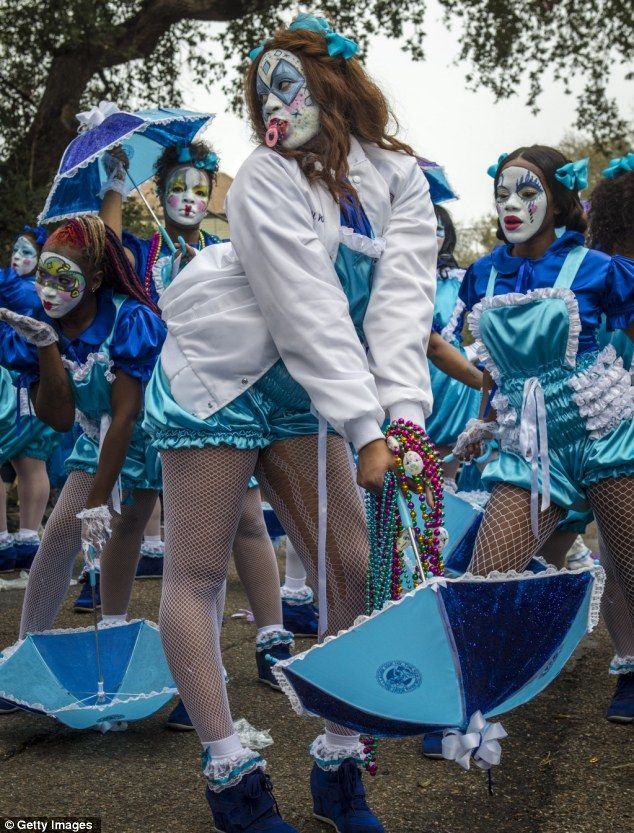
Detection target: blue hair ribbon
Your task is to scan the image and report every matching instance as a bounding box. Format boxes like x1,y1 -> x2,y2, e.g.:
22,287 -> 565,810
176,146 -> 219,172
250,13 -> 358,62
20,224 -> 48,247
602,152 -> 634,179
554,158 -> 589,191
487,153 -> 509,178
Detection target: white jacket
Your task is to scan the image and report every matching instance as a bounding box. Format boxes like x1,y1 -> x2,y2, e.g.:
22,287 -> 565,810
159,136 -> 437,451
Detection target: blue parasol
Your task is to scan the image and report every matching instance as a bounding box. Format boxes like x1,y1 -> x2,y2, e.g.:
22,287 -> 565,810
38,104 -> 213,226
0,620 -> 176,730
417,157 -> 459,204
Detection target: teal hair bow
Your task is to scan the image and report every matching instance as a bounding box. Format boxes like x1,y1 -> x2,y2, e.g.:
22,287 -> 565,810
554,158 -> 589,191
487,153 -> 508,178
249,13 -> 358,61
176,146 -> 219,172
602,152 -> 634,179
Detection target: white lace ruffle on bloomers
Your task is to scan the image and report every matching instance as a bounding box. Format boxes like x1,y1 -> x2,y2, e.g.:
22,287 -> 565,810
75,409 -> 100,441
567,345 -> 634,439
203,747 -> 265,793
62,352 -> 115,383
309,733 -> 366,772
609,655 -> 634,675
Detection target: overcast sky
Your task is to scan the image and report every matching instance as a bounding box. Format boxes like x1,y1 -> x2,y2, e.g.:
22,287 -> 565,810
181,1 -> 632,226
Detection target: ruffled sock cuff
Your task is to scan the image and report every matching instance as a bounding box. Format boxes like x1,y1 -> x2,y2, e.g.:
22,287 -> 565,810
140,541 -> 165,557
309,733 -> 365,771
202,746 -> 265,792
609,655 -> 634,675
255,627 -> 294,652
280,584 -> 314,605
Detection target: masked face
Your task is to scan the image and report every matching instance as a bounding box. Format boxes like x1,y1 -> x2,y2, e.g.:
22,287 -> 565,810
495,165 -> 548,244
164,165 -> 210,227
35,251 -> 86,318
257,49 -> 320,150
11,236 -> 38,276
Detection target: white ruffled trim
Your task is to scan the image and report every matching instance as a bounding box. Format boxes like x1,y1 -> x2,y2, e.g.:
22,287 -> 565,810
75,409 -> 100,441
468,288 -> 581,379
338,226 -> 386,259
454,490 -> 490,509
140,541 -> 165,557
38,111 -> 215,224
203,748 -> 265,792
567,345 -> 634,439
609,655 -> 634,675
440,298 -> 465,345
272,564 -> 605,714
152,254 -> 171,298
491,389 -> 520,450
255,627 -> 294,652
280,585 -> 314,605
309,733 -> 365,771
62,352 -> 115,383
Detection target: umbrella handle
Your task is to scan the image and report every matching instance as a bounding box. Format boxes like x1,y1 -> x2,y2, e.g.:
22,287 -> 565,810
396,490 -> 426,581
125,171 -> 176,254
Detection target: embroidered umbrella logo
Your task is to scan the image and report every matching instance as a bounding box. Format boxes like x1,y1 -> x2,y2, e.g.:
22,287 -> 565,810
376,660 -> 422,694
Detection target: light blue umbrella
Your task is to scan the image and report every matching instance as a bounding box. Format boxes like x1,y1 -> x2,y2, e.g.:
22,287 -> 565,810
0,620 -> 176,730
38,105 -> 213,233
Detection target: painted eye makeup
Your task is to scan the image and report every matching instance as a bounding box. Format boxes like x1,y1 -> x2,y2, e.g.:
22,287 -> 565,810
515,172 -> 543,201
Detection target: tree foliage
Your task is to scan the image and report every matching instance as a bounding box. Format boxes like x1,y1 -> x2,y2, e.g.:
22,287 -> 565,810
0,0 -> 631,253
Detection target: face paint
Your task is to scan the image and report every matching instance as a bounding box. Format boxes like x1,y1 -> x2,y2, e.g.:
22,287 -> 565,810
436,217 -> 446,254
164,165 -> 210,227
11,236 -> 38,276
35,252 -> 86,318
495,165 -> 548,244
257,49 -> 320,150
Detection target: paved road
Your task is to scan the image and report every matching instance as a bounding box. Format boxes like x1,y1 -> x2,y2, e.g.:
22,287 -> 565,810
0,550 -> 631,833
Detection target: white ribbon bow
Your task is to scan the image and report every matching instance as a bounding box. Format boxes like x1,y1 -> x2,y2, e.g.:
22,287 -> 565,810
442,711 -> 508,771
76,100 -> 120,132
518,376 -> 550,538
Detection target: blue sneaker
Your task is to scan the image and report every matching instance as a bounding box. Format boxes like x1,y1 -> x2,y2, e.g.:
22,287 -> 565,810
206,768 -> 297,832
166,698 -> 194,731
262,504 -> 286,540
256,644 -> 292,690
0,540 -> 16,572
421,730 -> 444,759
135,552 -> 164,579
282,599 -> 319,638
606,673 -> 634,723
14,538 -> 39,570
0,697 -> 19,714
74,573 -> 101,612
311,759 -> 384,833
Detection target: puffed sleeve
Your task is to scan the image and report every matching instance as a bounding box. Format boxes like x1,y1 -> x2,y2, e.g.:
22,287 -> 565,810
0,322 -> 39,384
0,269 -> 39,315
227,150 -> 385,452
604,255 -> 634,331
110,300 -> 166,382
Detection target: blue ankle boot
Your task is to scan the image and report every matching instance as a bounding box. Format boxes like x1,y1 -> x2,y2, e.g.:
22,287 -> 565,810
166,698 -> 194,731
0,539 -> 16,572
282,600 -> 319,638
606,673 -> 634,723
311,759 -> 384,833
256,644 -> 292,690
14,538 -> 39,570
205,769 -> 298,832
0,697 -> 19,714
74,573 -> 101,612
421,730 -> 444,759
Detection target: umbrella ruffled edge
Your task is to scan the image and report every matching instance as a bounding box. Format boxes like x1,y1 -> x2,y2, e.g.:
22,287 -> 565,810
38,111 -> 215,224
0,684 -> 178,717
272,563 -> 606,716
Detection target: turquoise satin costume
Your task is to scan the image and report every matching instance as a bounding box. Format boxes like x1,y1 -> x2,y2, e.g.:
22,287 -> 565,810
0,289 -> 165,491
143,199 -> 379,450
425,265 -> 480,446
463,233 -> 634,530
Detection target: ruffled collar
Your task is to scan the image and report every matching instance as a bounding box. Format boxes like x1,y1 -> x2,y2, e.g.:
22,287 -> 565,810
53,287 -> 116,354
491,229 -> 586,275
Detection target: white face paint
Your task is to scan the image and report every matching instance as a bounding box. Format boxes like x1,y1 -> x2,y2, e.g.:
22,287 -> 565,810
11,236 -> 38,276
495,165 -> 548,244
35,252 -> 86,318
164,165 -> 210,227
257,49 -> 320,150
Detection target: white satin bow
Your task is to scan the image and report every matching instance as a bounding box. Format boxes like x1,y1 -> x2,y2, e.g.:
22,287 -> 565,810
442,711 -> 508,771
76,100 -> 120,132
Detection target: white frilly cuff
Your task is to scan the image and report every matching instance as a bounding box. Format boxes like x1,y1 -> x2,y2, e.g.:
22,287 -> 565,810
389,400 -> 426,430
609,655 -> 634,675
255,627 -> 294,653
280,585 -> 314,605
202,747 -> 265,792
309,733 -> 365,771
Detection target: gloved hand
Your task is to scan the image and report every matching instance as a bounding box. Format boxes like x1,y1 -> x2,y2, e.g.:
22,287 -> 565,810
0,308 -> 58,347
453,418 -> 499,462
76,505 -> 112,570
98,147 -> 129,199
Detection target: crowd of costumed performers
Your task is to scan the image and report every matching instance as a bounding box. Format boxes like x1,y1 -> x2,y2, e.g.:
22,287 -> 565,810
0,10 -> 631,833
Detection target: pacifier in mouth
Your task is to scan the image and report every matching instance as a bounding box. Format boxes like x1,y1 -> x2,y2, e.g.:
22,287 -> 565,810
265,118 -> 288,147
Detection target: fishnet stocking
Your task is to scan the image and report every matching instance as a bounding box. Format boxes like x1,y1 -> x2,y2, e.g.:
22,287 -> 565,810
469,483 -> 565,576
588,476 -> 634,660
232,486 -> 283,627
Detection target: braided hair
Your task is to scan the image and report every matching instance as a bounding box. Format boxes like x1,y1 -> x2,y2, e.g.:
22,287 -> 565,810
45,216 -> 160,314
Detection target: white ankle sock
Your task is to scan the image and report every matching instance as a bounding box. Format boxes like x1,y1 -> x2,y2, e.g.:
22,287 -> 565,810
16,528 -> 39,541
325,729 -> 361,749
282,575 -> 310,592
143,534 -> 162,545
203,733 -> 243,760
101,614 -> 127,625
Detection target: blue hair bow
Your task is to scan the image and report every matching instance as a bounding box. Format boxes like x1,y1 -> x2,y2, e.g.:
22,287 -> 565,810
176,146 -> 219,172
21,224 -> 48,247
554,158 -> 589,191
250,13 -> 358,61
602,152 -> 634,180
487,153 -> 508,178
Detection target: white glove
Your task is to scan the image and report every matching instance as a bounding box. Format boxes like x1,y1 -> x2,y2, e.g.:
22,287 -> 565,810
76,505 -> 112,570
453,418 -> 499,461
0,308 -> 58,347
98,150 -> 129,199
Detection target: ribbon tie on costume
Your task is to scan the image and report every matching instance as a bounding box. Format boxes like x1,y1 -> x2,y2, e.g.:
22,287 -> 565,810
176,146 -> 219,172
554,158 -> 589,191
487,153 -> 509,178
442,711 -> 508,771
602,152 -> 634,180
518,377 -> 550,538
250,13 -> 358,61
76,101 -> 120,132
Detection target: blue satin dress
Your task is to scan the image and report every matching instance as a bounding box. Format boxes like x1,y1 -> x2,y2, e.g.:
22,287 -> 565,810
143,199 -> 380,451
0,289 -> 165,491
460,232 -> 634,525
425,265 -> 480,446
